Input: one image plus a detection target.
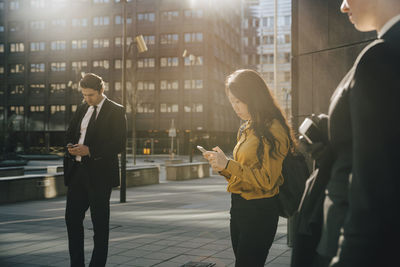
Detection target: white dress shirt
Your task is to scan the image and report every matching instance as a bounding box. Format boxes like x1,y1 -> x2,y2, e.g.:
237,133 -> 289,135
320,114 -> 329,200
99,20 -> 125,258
76,96 -> 106,161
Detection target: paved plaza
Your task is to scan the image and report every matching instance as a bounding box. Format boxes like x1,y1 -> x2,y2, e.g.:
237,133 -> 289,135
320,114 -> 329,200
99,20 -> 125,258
0,158 -> 291,267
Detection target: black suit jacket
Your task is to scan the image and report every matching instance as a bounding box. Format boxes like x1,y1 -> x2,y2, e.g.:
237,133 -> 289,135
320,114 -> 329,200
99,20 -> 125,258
331,21 -> 400,266
64,98 -> 127,188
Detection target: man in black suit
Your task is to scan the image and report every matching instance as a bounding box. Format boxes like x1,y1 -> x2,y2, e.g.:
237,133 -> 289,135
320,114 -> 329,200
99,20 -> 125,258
329,1 -> 400,266
64,73 -> 126,267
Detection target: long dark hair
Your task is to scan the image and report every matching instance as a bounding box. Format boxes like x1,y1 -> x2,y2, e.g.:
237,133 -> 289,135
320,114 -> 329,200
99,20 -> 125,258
225,69 -> 296,165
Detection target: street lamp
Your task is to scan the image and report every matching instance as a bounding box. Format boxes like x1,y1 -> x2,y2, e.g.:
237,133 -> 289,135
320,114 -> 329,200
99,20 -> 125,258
182,50 -> 202,163
120,0 -> 148,203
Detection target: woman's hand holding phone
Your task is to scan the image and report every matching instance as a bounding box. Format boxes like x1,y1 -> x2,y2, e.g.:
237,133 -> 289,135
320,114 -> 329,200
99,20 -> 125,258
201,146 -> 229,172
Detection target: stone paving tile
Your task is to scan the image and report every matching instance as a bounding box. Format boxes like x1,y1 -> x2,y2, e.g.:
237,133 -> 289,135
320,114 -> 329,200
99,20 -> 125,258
204,256 -> 235,267
157,246 -> 192,255
0,174 -> 292,267
137,244 -> 165,252
186,248 -> 219,257
143,252 -> 177,262
168,254 -> 207,265
107,254 -> 133,265
122,257 -> 162,267
117,249 -> 153,258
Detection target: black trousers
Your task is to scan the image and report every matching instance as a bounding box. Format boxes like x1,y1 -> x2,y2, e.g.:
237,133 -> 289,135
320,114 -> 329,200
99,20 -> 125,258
230,193 -> 279,267
65,163 -> 112,267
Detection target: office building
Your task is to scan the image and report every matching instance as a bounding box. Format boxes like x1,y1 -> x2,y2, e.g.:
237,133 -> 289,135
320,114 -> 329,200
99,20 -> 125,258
0,0 -> 246,155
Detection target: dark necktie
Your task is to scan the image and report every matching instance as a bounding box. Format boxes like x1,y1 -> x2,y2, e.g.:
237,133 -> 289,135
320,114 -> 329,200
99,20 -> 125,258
84,105 -> 97,145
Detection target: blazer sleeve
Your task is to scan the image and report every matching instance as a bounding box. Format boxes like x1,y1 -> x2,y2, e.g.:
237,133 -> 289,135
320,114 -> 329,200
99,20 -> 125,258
332,42 -> 400,266
224,122 -> 289,191
90,105 -> 127,158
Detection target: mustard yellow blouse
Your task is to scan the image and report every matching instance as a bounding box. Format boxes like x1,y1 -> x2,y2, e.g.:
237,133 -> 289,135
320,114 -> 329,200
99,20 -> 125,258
220,119 -> 289,200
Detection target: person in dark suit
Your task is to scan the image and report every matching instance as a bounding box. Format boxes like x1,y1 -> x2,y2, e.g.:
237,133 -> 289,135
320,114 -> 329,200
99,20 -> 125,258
64,73 -> 127,267
293,1 -> 400,266
330,1 -> 400,266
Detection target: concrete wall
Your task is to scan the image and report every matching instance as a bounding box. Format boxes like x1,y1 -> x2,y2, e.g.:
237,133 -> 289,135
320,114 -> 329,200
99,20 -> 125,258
166,162 -> 210,181
0,166 -> 160,204
291,0 -> 376,128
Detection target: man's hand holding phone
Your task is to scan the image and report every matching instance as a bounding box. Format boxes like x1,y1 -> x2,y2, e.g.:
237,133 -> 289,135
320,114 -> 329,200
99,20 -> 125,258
67,143 -> 90,156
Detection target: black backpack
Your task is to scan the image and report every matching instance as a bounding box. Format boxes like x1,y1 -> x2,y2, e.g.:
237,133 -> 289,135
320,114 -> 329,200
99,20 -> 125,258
278,151 -> 310,218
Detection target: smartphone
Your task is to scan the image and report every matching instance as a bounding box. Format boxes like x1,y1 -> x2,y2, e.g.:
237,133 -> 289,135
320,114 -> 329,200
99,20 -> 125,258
196,145 -> 207,153
298,117 -> 321,144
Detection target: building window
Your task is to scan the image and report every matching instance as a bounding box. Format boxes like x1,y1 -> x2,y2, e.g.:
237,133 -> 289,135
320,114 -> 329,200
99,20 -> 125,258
262,35 -> 274,45
265,72 -> 274,83
0,25 -> 4,32
9,0 -> 20,10
93,16 -> 110,26
160,34 -> 178,45
30,105 -> 45,112
9,21 -> 24,32
184,80 -> 203,89
72,18 -> 88,27
285,34 -> 291,44
115,15 -> 132,24
93,0 -> 110,3
51,19 -> 66,27
114,82 -> 131,92
93,38 -> 110,48
184,103 -> 203,113
50,62 -> 66,72
92,60 -> 109,69
0,1 -> 4,10
262,16 -> 274,27
30,84 -> 45,95
160,57 -> 179,67
184,32 -> 203,43
160,80 -> 178,90
30,63 -> 45,73
9,64 -> 24,73
30,42 -> 46,52
50,105 -> 65,114
160,103 -> 178,113
137,12 -> 155,23
161,11 -> 179,21
10,42 -> 24,53
137,58 -> 155,68
281,52 -> 291,63
72,39 -> 87,49
71,61 -> 88,72
137,103 -> 155,113
184,56 -> 203,66
9,106 -> 24,115
50,83 -> 66,94
51,40 -> 66,51
0,65 -> 4,74
283,71 -> 291,82
142,35 -> 155,45
184,9 -> 203,19
262,54 -> 274,64
114,59 -> 132,69
30,0 -> 46,8
30,20 -> 46,30
9,85 -> 24,95
114,37 -> 132,47
0,43 -> 4,53
137,81 -> 155,90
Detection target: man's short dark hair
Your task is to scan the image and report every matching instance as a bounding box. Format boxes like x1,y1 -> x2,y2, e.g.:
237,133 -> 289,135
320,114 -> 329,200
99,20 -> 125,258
79,73 -> 104,91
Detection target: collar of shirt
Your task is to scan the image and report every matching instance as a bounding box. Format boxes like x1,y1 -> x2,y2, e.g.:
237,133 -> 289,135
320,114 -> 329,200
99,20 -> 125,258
91,95 -> 106,118
378,13 -> 400,38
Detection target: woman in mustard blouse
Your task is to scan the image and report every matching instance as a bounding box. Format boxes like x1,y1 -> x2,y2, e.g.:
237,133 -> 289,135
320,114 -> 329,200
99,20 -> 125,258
203,69 -> 296,267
